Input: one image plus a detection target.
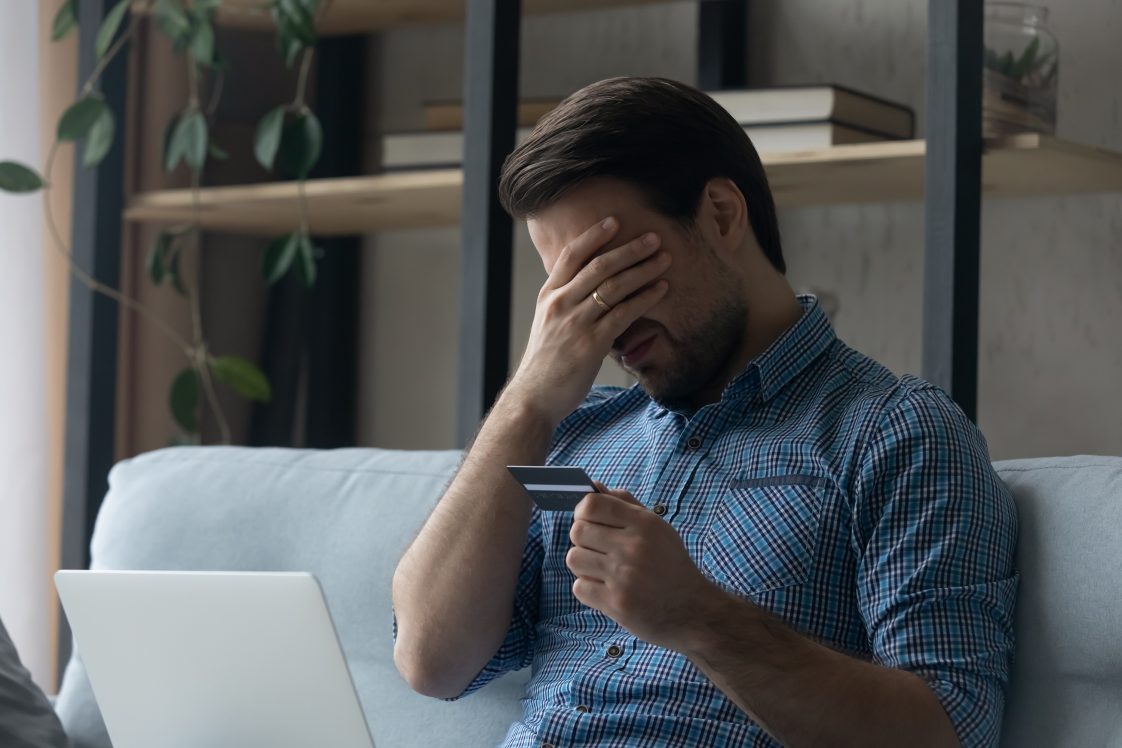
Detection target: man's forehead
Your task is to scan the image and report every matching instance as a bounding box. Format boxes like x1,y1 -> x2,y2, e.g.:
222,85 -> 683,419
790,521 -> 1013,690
529,185 -> 655,256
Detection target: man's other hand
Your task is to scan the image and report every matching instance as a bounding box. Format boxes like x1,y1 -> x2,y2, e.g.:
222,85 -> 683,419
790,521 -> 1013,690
566,485 -> 716,653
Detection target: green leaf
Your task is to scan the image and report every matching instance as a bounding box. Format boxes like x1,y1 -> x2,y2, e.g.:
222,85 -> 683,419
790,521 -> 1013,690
0,162 -> 46,193
166,110 -> 207,172
58,96 -> 107,142
208,141 -> 229,161
167,248 -> 188,295
169,367 -> 200,433
182,111 -> 208,170
51,0 -> 78,41
95,0 -> 130,60
296,235 -> 317,287
153,0 -> 191,47
279,111 -> 322,179
162,115 -> 180,171
1012,36 -> 1040,79
262,232 -> 300,285
82,106 -> 116,168
280,34 -> 303,68
254,106 -> 286,171
147,232 -> 172,284
210,356 -> 272,402
1000,50 -> 1016,77
274,0 -> 317,46
189,17 -> 215,65
164,114 -> 185,171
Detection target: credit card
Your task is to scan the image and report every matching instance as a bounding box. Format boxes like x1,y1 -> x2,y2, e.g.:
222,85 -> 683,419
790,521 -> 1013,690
507,465 -> 595,512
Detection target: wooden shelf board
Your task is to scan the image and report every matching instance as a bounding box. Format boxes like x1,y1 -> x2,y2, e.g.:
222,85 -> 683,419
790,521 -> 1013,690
137,0 -> 676,35
124,135 -> 1122,236
125,170 -> 463,236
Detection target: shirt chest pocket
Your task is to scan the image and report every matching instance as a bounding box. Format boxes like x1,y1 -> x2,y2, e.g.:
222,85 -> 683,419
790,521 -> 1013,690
701,476 -> 827,595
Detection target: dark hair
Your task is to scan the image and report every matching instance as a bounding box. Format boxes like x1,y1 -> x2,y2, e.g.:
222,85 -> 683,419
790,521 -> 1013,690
498,76 -> 785,273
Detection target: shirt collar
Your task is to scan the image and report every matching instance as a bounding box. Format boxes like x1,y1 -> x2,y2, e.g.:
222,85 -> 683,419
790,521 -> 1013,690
721,294 -> 836,404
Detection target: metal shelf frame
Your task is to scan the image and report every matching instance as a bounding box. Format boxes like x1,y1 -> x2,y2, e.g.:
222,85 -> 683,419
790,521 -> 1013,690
59,0 -> 986,630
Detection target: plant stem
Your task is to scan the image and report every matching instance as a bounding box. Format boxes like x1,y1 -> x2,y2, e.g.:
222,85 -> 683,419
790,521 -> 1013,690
186,60 -> 200,110
80,0 -> 154,98
292,47 -> 315,110
185,56 -> 232,445
297,178 -> 310,237
198,355 -> 231,445
205,69 -> 226,119
42,142 -> 195,357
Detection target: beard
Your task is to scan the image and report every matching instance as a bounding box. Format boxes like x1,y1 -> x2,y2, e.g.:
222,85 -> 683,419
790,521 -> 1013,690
612,291 -> 748,411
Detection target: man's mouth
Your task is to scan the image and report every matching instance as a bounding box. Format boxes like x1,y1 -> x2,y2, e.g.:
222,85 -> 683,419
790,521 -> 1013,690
614,333 -> 658,367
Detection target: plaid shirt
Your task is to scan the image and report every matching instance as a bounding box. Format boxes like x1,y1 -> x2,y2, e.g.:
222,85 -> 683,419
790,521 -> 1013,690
456,296 -> 1018,747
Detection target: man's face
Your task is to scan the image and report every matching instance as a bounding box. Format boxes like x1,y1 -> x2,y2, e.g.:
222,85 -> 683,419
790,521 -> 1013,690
527,178 -> 748,409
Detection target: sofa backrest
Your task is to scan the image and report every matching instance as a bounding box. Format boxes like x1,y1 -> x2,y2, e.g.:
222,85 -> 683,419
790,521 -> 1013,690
994,456 -> 1122,747
54,447 -> 529,748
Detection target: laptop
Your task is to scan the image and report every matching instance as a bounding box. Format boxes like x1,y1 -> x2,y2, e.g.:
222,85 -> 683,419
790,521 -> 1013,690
55,570 -> 376,748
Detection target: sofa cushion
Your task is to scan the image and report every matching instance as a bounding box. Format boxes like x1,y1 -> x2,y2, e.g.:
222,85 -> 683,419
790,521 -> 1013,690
54,446 -> 529,748
994,456 -> 1122,747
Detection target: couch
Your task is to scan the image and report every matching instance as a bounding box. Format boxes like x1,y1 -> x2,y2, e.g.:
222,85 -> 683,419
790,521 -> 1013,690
53,447 -> 1122,747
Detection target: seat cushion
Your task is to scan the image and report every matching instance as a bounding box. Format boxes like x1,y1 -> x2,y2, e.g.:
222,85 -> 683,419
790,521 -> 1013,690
54,446 -> 529,748
994,456 -> 1122,747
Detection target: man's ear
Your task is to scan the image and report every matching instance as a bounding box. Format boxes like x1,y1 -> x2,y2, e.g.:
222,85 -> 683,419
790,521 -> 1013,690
698,177 -> 748,256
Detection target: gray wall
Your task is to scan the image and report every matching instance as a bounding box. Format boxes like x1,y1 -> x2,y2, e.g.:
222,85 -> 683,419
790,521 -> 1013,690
357,0 -> 1122,460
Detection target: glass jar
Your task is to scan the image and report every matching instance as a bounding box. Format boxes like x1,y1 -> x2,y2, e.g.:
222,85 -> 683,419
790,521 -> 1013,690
983,2 -> 1059,137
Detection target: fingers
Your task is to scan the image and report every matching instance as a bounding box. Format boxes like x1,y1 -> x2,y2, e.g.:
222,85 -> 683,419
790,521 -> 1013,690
575,492 -> 641,528
566,545 -> 608,582
567,231 -> 664,303
569,517 -> 616,551
590,250 -> 672,310
603,488 -> 644,507
572,576 -> 607,609
594,279 -> 670,340
543,217 -> 620,292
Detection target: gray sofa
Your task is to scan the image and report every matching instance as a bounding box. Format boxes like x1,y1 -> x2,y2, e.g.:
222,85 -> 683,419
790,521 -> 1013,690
54,448 -> 1122,747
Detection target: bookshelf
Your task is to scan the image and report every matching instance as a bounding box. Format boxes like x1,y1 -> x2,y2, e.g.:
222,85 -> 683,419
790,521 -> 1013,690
134,0 -> 678,34
124,135 -> 1122,234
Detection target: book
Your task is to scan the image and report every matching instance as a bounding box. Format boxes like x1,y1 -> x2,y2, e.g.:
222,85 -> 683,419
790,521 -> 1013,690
381,121 -> 894,171
421,85 -> 914,138
424,100 -> 561,132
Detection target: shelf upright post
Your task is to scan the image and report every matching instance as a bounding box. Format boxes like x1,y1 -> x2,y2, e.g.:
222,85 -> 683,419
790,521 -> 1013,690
303,36 -> 365,448
697,0 -> 749,90
456,0 -> 521,447
923,0 -> 984,421
58,0 -> 129,676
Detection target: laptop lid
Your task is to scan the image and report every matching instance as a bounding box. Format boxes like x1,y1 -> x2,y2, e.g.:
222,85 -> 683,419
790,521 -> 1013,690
55,570 -> 375,748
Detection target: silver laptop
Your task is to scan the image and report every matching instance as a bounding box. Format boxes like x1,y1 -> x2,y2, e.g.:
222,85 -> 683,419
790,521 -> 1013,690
56,570 -> 376,748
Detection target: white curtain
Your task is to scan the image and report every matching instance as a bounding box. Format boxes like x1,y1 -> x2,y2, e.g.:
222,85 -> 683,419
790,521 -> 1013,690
0,0 -> 52,692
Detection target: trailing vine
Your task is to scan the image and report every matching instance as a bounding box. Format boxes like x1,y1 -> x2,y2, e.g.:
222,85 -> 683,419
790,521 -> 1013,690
0,0 -> 329,445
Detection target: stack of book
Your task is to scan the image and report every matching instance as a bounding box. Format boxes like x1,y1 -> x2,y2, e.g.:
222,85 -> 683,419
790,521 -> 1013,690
380,85 -> 914,171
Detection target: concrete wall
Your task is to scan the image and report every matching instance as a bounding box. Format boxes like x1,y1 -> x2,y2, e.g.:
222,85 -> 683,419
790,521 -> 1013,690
358,0 -> 1122,460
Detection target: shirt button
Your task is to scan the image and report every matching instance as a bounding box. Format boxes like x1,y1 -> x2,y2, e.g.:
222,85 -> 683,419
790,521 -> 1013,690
652,503 -> 668,517
542,743 -> 556,748
686,436 -> 702,450
607,644 -> 622,658
575,704 -> 590,713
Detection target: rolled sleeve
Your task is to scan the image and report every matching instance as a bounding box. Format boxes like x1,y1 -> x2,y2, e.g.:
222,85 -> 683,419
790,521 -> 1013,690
445,508 -> 544,700
853,384 -> 1018,746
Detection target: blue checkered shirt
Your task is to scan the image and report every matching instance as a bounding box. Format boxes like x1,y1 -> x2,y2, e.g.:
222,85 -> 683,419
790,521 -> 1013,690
456,295 -> 1018,747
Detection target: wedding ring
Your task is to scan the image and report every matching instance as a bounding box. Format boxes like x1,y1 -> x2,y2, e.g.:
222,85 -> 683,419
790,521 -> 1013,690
592,289 -> 612,312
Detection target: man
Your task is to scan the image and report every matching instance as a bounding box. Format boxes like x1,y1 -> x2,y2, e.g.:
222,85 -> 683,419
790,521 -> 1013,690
393,77 -> 1017,747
